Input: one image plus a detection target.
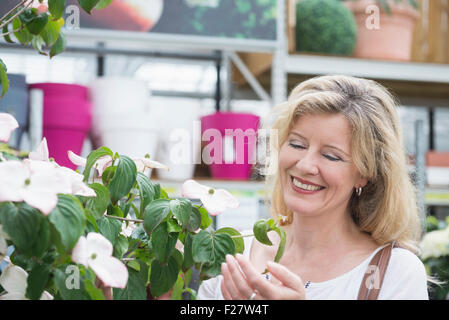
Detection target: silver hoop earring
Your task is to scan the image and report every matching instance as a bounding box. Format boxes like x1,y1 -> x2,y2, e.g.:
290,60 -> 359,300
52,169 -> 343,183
356,187 -> 362,197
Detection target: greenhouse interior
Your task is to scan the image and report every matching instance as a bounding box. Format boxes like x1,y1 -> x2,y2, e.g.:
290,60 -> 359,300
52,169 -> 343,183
0,0 -> 449,302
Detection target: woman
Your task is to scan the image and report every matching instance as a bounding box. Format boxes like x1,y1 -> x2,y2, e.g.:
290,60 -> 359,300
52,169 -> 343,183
197,75 -> 429,300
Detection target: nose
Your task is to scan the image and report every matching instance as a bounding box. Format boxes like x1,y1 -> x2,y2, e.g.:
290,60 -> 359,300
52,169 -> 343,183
295,150 -> 319,176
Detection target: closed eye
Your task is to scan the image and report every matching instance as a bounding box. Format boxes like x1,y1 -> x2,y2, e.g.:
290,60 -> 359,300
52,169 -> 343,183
289,143 -> 342,162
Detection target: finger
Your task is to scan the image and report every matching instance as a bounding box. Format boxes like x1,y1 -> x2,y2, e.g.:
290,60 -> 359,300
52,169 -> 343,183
235,254 -> 276,299
221,262 -> 245,300
266,261 -> 305,292
225,255 -> 255,299
220,275 -> 232,300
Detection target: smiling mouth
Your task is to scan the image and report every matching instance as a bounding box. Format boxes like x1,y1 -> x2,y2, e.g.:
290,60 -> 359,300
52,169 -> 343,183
290,176 -> 325,191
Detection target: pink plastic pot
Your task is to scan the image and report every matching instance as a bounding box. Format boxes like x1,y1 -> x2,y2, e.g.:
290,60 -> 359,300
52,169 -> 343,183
201,112 -> 260,180
29,83 -> 92,170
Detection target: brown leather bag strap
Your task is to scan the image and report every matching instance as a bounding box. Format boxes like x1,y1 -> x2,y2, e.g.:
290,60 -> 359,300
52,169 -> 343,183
357,241 -> 401,300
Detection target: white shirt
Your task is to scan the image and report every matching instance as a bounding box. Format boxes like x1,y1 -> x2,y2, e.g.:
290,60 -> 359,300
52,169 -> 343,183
197,234 -> 429,300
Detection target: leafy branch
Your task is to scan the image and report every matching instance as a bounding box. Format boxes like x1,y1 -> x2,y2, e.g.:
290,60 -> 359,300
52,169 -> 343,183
0,0 -> 112,98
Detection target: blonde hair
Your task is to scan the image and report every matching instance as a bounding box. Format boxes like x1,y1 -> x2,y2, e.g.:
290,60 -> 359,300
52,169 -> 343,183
262,75 -> 422,254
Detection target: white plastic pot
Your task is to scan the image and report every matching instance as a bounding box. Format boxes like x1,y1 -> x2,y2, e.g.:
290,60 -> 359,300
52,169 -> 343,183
99,112 -> 159,177
150,98 -> 201,181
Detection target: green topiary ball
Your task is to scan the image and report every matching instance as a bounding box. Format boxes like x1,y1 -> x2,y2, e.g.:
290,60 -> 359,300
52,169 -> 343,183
296,0 -> 357,56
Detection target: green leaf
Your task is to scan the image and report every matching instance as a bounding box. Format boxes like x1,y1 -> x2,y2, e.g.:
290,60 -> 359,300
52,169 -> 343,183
216,227 -> 244,254
20,9 -> 49,35
82,146 -> 113,182
136,172 -> 155,217
2,25 -> 14,43
13,17 -> 33,44
85,183 -> 110,219
84,277 -> 105,300
113,234 -> 128,259
143,199 -> 170,235
31,34 -> 47,56
78,0 -> 101,14
149,256 -> 180,298
108,155 -> 137,204
113,264 -> 148,300
0,58 -> 9,98
49,195 -> 86,250
192,230 -> 235,278
25,263 -> 51,300
188,206 -> 202,232
182,233 -> 194,272
198,206 -> 212,230
170,198 -> 192,229
151,222 -> 178,264
0,202 -> 49,257
253,219 -> 272,245
48,0 -> 66,20
170,274 -> 184,300
253,219 -> 286,263
97,216 -> 122,245
49,195 -> 86,251
95,0 -> 113,10
49,31 -> 66,58
167,218 -> 182,233
40,19 -> 62,47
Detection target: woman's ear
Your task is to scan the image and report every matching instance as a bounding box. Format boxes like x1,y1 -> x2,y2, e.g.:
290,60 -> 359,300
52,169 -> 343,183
357,177 -> 368,189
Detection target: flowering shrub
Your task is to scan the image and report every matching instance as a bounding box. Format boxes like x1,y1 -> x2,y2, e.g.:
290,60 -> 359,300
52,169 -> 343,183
420,215 -> 449,300
0,112 -> 285,300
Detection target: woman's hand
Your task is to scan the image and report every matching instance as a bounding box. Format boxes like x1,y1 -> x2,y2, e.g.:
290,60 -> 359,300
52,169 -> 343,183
221,254 -> 306,300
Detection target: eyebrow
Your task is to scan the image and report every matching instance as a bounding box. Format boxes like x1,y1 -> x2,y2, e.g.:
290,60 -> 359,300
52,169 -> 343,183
288,131 -> 350,157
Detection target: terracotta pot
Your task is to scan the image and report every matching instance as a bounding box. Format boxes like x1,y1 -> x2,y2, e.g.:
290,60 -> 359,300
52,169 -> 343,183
344,0 -> 419,61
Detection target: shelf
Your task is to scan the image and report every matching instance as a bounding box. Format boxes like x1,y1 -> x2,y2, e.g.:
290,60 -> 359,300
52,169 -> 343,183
154,178 -> 449,206
284,54 -> 449,84
153,179 -> 266,199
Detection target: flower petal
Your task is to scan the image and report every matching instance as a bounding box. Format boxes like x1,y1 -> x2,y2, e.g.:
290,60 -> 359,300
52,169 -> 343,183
95,156 -> 113,176
71,235 -> 89,267
86,232 -> 113,257
0,113 -> 19,143
200,194 -> 227,216
28,138 -> 49,162
40,291 -> 54,300
67,151 -> 87,167
134,158 -> 169,171
0,237 -> 8,262
181,179 -> 209,199
214,189 -> 240,209
0,161 -> 27,203
0,264 -> 28,297
88,255 -> 128,289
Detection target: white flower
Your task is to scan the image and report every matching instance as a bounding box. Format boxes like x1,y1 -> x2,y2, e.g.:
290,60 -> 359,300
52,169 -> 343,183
133,157 -> 169,172
28,138 -> 49,162
68,151 -> 169,176
120,219 -> 136,238
0,262 -> 53,300
0,225 -> 9,263
72,232 -> 128,289
0,160 -> 72,215
68,151 -> 113,177
420,227 -> 449,260
181,179 -> 239,216
0,113 -> 19,143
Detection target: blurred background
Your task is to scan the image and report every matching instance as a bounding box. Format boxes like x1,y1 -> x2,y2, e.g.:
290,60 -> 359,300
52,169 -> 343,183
1,0 -> 449,299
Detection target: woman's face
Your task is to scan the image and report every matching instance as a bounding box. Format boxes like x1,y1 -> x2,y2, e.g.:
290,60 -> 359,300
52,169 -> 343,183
279,113 -> 367,218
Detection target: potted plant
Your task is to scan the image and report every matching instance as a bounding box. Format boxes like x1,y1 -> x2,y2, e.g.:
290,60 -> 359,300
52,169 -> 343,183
0,112 -> 286,300
343,0 -> 420,61
295,0 -> 357,56
420,215 -> 449,300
